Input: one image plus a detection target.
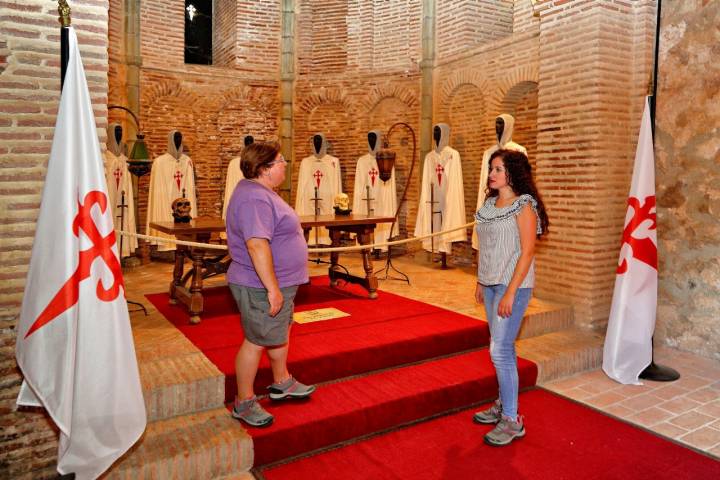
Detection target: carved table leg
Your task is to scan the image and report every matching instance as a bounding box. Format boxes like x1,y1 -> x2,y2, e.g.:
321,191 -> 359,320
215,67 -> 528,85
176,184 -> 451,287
358,229 -> 378,299
188,247 -> 205,324
169,245 -> 185,305
328,228 -> 342,286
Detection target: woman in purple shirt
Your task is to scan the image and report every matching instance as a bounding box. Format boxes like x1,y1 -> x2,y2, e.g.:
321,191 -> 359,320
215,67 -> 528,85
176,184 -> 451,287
226,142 -> 315,428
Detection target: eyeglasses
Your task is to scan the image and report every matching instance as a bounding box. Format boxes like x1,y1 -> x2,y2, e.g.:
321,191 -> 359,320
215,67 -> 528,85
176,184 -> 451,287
267,154 -> 287,167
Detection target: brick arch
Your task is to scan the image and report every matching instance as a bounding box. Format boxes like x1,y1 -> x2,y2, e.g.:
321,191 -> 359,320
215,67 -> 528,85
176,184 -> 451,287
141,80 -> 201,110
298,87 -> 354,116
488,65 -> 539,115
498,78 -> 539,169
359,84 -> 418,115
438,69 -> 490,117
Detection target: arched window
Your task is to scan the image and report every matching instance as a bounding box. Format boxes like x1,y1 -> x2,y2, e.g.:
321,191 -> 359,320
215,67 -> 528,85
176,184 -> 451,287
185,0 -> 212,65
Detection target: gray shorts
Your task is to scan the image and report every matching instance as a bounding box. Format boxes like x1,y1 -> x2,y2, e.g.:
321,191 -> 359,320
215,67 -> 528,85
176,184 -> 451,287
229,283 -> 298,347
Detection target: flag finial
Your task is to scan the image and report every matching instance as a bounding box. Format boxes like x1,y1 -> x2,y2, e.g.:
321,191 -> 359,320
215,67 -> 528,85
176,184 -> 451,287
58,0 -> 71,27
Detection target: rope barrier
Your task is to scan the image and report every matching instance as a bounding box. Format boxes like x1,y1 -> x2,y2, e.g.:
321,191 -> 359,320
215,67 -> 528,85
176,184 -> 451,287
117,220 -> 477,254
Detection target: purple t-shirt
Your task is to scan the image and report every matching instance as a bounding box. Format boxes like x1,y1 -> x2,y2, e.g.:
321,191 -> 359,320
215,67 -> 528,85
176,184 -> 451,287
226,179 -> 309,288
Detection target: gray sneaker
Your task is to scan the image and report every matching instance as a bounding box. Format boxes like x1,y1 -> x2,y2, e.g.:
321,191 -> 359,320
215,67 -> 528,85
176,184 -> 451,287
484,415 -> 525,446
473,400 -> 502,424
231,396 -> 274,427
268,376 -> 316,400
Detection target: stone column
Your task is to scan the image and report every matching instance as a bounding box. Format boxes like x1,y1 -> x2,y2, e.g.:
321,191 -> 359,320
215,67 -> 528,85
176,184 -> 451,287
279,0 -> 295,203
123,0 -> 142,140
419,0 -> 435,180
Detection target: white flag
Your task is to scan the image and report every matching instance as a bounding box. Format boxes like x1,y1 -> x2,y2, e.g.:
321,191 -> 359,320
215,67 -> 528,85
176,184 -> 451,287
15,27 -> 146,479
602,97 -> 658,385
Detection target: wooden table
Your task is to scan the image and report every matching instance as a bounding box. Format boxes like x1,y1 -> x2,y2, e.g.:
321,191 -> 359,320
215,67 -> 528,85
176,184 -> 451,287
149,218 -> 226,324
299,214 -> 396,299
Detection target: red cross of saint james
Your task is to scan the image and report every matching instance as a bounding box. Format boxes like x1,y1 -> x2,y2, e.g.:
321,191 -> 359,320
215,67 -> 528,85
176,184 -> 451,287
313,169 -> 324,188
435,164 -> 444,186
368,167 -> 378,187
113,168 -> 122,190
174,170 -> 183,190
24,191 -> 124,338
617,195 -> 657,274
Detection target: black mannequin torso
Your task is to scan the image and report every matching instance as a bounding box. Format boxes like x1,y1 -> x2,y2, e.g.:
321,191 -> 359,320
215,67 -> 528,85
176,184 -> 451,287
114,125 -> 122,145
495,117 -> 505,143
433,126 -> 441,149
244,135 -> 254,147
368,132 -> 377,153
173,131 -> 183,151
313,134 -> 323,156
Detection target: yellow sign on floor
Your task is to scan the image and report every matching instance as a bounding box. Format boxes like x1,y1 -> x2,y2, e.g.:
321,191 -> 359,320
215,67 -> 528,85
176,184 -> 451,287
294,308 -> 350,324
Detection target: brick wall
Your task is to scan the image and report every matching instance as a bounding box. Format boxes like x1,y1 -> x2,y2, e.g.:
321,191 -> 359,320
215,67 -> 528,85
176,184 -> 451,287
0,2 -> 110,478
436,0 -> 513,61
130,0 -> 280,226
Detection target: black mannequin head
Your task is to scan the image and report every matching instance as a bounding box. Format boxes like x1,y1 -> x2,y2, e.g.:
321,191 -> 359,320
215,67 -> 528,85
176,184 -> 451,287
313,134 -> 323,155
433,125 -> 441,148
244,135 -> 254,147
173,131 -> 183,150
495,117 -> 505,143
368,132 -> 378,151
114,125 -> 122,144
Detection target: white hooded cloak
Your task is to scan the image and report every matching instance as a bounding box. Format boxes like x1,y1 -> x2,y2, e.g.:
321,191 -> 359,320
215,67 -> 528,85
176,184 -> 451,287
352,130 -> 398,251
295,133 -> 343,245
103,123 -> 137,257
146,130 -> 197,251
414,123 -> 466,253
472,113 -> 527,249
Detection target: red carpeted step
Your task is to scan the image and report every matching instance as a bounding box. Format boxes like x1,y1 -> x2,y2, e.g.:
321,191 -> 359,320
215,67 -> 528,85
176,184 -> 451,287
245,350 -> 537,466
261,389 -> 720,480
147,278 -> 490,403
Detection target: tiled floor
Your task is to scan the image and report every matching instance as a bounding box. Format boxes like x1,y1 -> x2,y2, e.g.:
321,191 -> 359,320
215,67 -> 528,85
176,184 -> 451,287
543,347 -> 720,459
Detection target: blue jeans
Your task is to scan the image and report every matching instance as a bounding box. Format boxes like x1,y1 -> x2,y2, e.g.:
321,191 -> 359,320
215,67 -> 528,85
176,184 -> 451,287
483,284 -> 533,420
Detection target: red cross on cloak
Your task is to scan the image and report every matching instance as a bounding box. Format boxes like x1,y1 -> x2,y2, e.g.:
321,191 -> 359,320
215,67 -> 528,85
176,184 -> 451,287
174,171 -> 183,191
24,191 -> 124,338
617,196 -> 657,274
113,168 -> 122,190
435,163 -> 445,186
368,167 -> 378,187
313,169 -> 324,189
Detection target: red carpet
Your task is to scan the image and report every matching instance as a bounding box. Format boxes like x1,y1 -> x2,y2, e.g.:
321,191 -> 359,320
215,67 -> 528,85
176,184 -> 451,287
249,349 -> 537,466
262,388 -> 720,480
146,276 -> 491,403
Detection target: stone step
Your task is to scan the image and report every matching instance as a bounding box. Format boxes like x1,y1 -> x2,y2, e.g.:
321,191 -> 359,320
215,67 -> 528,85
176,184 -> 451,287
139,352 -> 225,422
103,408 -> 252,480
517,328 -> 604,383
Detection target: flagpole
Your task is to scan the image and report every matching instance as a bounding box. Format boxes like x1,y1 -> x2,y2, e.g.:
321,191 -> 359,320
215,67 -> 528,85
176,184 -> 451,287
59,1 -> 71,91
639,0 -> 680,383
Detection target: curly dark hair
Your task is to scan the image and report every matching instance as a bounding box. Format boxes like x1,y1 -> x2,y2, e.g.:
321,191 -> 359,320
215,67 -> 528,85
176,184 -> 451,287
486,149 -> 549,237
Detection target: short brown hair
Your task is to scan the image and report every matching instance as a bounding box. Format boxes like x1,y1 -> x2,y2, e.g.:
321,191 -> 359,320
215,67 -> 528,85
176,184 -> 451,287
240,141 -> 281,179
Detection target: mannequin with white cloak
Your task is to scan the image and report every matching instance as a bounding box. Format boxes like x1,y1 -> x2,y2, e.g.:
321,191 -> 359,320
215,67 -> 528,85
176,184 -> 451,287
222,135 -> 254,220
295,133 -> 342,245
352,130 -> 398,251
471,113 -> 527,249
103,123 -> 137,257
414,123 -> 466,253
146,130 -> 197,251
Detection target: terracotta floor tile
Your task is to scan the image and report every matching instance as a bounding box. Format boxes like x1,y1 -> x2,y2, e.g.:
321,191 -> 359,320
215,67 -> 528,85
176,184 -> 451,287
602,403 -> 634,419
679,426 -> 720,450
544,374 -> 589,392
675,374 -> 713,391
651,421 -> 688,440
669,411 -> 716,430
684,387 -> 720,404
585,391 -> 625,408
658,397 -> 703,415
709,444 -> 720,459
651,384 -> 690,400
626,407 -> 676,427
696,400 -> 720,418
619,393 -> 665,412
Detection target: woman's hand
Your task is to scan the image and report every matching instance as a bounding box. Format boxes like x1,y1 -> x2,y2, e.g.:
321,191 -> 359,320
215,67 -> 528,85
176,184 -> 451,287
475,283 -> 484,305
267,287 -> 284,317
498,291 -> 515,318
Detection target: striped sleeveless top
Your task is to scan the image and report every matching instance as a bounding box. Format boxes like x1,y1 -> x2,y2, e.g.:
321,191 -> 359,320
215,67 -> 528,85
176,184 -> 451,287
475,194 -> 542,288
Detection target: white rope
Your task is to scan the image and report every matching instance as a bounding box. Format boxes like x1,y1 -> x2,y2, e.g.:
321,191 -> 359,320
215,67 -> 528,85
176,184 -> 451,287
117,220 -> 476,254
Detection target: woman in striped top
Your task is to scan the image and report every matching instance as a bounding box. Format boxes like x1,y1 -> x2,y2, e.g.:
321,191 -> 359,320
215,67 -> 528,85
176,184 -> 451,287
472,149 -> 549,447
